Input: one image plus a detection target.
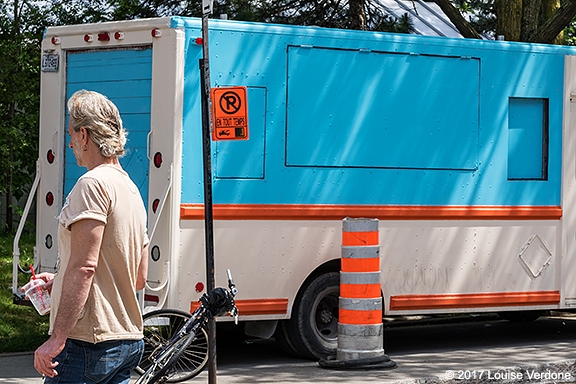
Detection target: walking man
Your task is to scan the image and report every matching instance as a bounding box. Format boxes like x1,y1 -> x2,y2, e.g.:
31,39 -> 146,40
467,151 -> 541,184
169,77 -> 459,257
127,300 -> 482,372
31,90 -> 149,383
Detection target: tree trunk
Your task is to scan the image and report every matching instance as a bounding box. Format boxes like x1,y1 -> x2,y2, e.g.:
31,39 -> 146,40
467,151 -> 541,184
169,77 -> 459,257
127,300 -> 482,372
528,0 -> 576,43
432,0 -> 482,38
495,0 -> 523,41
349,0 -> 367,30
540,0 -> 563,44
520,0 -> 542,40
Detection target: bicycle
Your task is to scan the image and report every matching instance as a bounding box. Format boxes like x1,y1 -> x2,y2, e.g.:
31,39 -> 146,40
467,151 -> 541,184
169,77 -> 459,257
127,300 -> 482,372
135,270 -> 238,384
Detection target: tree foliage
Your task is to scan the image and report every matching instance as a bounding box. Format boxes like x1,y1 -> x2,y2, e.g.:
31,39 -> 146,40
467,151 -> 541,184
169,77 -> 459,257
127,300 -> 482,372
0,0 -> 44,233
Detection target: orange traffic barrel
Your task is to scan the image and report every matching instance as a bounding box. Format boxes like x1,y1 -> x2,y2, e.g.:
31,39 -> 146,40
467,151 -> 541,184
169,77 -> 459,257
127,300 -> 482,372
320,217 -> 396,369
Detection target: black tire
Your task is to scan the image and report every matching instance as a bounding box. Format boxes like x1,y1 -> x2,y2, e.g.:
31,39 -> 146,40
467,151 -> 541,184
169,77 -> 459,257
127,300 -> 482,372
136,309 -> 208,383
285,272 -> 340,360
498,310 -> 545,322
274,320 -> 301,358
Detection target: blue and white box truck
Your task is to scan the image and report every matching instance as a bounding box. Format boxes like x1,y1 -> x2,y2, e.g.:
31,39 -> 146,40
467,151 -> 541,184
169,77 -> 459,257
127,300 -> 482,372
13,16 -> 576,358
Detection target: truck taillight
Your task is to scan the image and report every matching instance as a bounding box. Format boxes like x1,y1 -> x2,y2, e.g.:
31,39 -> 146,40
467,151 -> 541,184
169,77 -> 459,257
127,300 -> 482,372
152,198 -> 160,213
114,32 -> 125,40
151,29 -> 161,38
144,294 -> 159,303
47,149 -> 55,164
98,32 -> 110,41
84,34 -> 93,43
45,192 -> 54,206
153,152 -> 163,168
51,36 -> 60,45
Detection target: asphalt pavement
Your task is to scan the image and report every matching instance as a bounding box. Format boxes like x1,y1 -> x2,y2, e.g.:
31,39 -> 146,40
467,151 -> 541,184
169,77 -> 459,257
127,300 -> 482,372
2,313 -> 576,384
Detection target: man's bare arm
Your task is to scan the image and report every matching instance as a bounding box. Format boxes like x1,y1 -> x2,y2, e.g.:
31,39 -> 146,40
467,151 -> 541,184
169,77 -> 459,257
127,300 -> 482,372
136,244 -> 148,291
34,219 -> 104,377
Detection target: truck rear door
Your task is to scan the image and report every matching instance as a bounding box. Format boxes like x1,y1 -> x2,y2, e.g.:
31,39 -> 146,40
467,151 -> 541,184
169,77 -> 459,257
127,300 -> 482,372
64,48 -> 152,204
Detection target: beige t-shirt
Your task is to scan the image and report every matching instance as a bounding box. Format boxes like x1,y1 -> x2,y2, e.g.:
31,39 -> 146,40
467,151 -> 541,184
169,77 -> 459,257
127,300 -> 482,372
51,164 -> 148,343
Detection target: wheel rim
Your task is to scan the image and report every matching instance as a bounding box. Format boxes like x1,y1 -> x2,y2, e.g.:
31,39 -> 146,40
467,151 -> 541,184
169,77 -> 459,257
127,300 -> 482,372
312,286 -> 339,343
138,311 -> 208,383
165,328 -> 208,382
138,312 -> 189,374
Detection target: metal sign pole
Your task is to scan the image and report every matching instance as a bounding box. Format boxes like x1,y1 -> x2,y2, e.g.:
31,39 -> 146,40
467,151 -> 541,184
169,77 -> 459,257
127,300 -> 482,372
200,1 -> 216,384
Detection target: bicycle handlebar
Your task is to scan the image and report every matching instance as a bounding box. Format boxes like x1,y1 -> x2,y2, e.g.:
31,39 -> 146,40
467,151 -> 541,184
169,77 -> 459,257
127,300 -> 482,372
226,269 -> 238,296
225,269 -> 239,323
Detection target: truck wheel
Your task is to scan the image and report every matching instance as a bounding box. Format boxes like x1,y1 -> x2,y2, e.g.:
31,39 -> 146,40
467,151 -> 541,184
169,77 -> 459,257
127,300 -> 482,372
286,271 -> 340,360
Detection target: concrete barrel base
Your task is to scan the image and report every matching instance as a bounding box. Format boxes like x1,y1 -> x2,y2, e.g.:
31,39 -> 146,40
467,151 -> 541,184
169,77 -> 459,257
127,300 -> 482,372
337,323 -> 384,361
318,354 -> 397,370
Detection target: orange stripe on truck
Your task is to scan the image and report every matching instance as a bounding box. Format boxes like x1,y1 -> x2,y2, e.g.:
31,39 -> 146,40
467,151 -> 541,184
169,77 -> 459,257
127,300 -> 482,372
180,204 -> 562,221
389,290 -> 560,311
190,298 -> 288,316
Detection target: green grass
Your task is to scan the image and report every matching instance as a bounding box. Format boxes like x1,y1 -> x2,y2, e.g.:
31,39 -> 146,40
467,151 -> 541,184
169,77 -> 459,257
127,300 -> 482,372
0,233 -> 50,353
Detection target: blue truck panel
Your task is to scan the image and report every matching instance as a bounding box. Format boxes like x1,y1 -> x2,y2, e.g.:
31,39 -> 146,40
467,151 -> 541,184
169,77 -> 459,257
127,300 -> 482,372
174,18 -> 573,208
286,47 -> 479,171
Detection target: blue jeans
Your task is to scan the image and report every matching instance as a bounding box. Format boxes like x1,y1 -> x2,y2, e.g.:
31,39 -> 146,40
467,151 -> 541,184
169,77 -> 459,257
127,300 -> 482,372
44,339 -> 144,384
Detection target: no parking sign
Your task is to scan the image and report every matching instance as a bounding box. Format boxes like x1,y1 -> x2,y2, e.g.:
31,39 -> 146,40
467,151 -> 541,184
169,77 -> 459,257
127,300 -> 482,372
210,86 -> 249,141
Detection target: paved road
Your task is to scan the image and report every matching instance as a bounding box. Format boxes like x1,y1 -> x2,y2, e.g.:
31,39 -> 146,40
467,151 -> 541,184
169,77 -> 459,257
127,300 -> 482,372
2,314 -> 576,383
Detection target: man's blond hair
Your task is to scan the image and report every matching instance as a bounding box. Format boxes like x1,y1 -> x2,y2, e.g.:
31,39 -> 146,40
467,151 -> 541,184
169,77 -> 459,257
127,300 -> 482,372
68,90 -> 127,157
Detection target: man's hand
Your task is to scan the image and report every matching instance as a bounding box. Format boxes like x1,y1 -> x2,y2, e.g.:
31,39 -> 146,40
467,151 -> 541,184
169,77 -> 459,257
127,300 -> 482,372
34,336 -> 65,378
20,272 -> 55,296
34,272 -> 56,293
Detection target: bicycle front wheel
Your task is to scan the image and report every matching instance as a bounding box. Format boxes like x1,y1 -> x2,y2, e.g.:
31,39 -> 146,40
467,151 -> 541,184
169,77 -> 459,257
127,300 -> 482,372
137,331 -> 196,384
137,309 -> 209,383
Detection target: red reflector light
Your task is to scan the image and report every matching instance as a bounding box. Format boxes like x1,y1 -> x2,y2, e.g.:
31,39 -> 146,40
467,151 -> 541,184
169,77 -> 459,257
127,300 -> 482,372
195,282 -> 205,293
84,34 -> 93,43
152,198 -> 160,213
153,152 -> 163,168
51,36 -> 60,45
46,192 -> 54,206
144,294 -> 159,303
195,37 -> 203,45
98,32 -> 110,41
151,29 -> 161,38
114,32 -> 125,40
47,149 -> 55,164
